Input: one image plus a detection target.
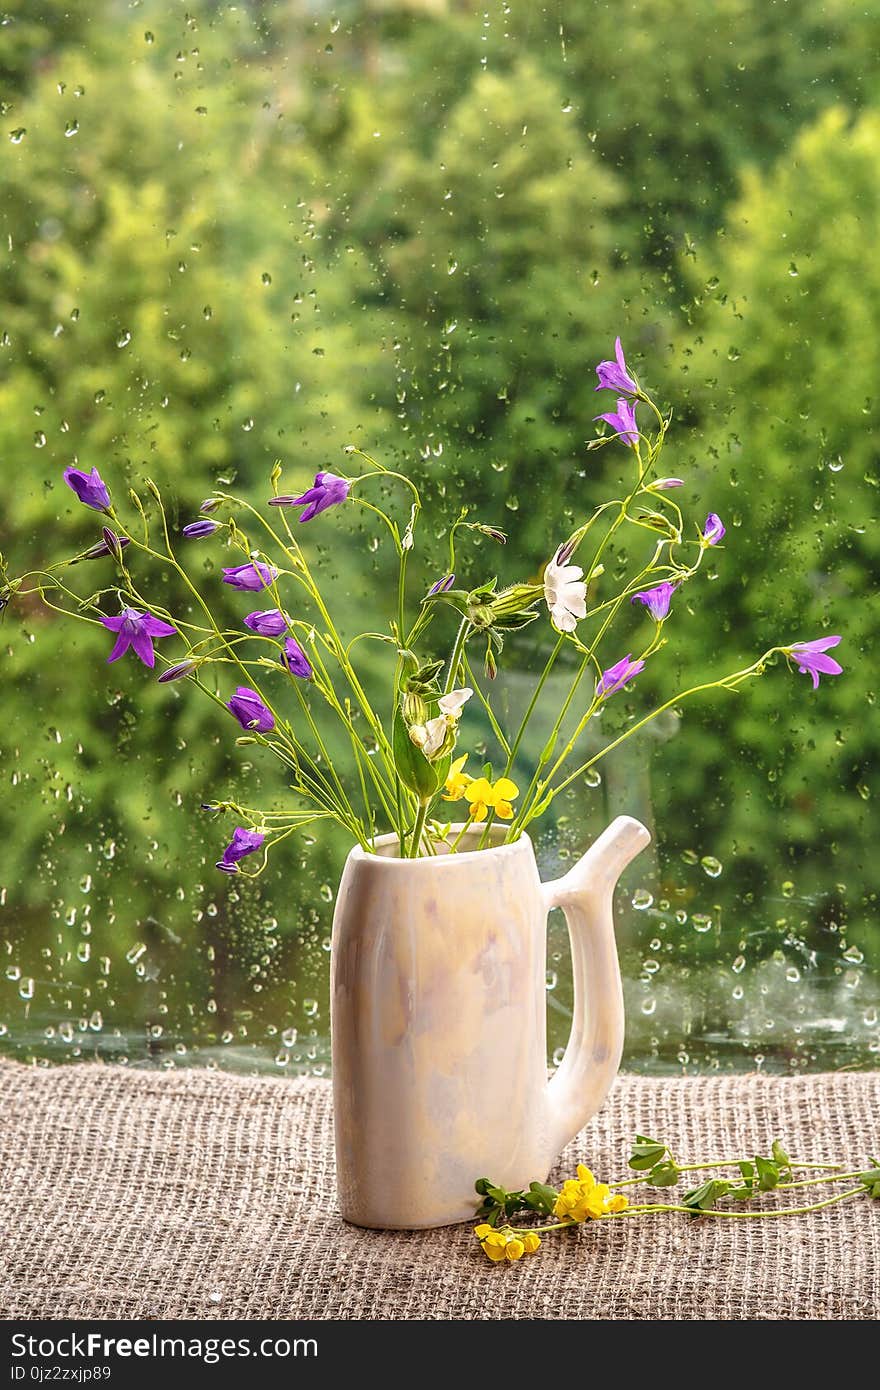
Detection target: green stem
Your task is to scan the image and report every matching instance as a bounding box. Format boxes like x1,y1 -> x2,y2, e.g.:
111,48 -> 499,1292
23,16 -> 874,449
448,819 -> 474,854
611,1159 -> 845,1189
221,493 -> 396,772
463,653 -> 511,758
409,800 -> 429,858
773,1170 -> 869,1192
505,634 -> 565,772
620,1188 -> 864,1219
444,617 -> 471,694
547,656 -> 773,803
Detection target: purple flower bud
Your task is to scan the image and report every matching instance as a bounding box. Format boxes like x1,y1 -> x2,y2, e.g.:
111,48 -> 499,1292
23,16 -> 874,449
243,608 -> 289,636
702,513 -> 726,546
215,826 -> 266,874
199,497 -> 222,514
226,685 -> 275,732
594,337 -> 638,396
281,635 -> 313,679
651,477 -> 684,490
631,582 -> 677,622
428,573 -> 456,595
222,561 -> 279,591
268,471 -> 350,522
75,529 -> 131,563
555,537 -> 578,565
63,466 -> 111,512
183,519 -> 220,539
157,659 -> 199,683
99,608 -> 176,667
595,653 -> 647,700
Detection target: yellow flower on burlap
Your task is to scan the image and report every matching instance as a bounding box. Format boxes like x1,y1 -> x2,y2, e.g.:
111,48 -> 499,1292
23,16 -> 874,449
474,1224 -> 541,1263
553,1164 -> 629,1222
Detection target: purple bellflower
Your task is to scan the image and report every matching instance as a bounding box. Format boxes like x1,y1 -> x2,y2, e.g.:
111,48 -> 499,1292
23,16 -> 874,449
595,337 -> 638,396
244,608 -> 289,636
216,827 -> 266,875
100,608 -> 176,667
596,653 -> 647,700
702,513 -> 726,546
222,561 -> 279,591
281,635 -> 313,679
227,686 -> 275,732
631,582 -> 677,622
595,398 -> 639,447
269,471 -> 351,522
182,519 -> 220,539
63,466 -> 111,512
787,636 -> 843,691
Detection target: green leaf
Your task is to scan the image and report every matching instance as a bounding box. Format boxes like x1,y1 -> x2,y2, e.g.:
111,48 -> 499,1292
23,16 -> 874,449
647,1160 -> 680,1187
682,1178 -> 731,1214
857,1166 -> 880,1198
528,791 -> 554,820
771,1140 -> 791,1169
738,1160 -> 755,1180
523,1181 -> 558,1216
628,1135 -> 668,1170
392,710 -> 439,801
754,1155 -> 780,1191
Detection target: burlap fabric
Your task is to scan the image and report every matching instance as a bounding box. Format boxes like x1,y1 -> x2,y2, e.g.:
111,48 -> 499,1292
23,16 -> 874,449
0,1061 -> 876,1320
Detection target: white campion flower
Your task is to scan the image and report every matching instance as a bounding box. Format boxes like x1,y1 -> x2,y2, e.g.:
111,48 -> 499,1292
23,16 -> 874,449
408,688 -> 473,760
409,715 -> 450,759
438,687 -> 473,717
543,548 -> 587,633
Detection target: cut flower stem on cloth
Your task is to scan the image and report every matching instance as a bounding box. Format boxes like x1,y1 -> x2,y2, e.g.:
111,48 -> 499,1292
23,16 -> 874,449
473,1134 -> 879,1263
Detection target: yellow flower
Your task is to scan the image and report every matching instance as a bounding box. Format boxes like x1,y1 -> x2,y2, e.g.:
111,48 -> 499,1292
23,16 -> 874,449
490,777 -> 519,819
553,1164 -> 626,1222
464,775 -> 520,822
474,1223 -> 542,1264
443,754 -> 472,802
465,776 -> 494,821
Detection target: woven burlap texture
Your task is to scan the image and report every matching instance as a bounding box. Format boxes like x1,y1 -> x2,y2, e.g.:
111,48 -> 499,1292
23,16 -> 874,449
0,1062 -> 876,1320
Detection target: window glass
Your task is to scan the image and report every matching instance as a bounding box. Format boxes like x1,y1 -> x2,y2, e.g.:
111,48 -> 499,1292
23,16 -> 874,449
1,1 -> 875,1074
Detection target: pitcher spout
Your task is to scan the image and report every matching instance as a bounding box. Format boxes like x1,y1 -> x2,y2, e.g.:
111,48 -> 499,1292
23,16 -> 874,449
575,814 -> 652,891
542,815 -> 650,1163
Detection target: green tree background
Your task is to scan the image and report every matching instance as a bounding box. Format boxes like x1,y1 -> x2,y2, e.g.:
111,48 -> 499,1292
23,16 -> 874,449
0,0 -> 875,1071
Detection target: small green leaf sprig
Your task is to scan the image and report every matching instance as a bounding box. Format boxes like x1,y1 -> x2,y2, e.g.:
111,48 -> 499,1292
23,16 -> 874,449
622,1134 -> 880,1217
472,1135 -> 880,1263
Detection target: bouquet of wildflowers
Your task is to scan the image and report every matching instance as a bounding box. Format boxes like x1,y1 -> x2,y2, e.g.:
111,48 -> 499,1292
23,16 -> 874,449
1,337 -> 842,870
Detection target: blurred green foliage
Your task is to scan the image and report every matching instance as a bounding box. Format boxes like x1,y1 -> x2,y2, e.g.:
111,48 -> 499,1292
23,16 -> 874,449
0,0 -> 875,1066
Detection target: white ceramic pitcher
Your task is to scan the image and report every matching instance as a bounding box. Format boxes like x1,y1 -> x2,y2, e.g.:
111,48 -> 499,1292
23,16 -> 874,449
330,815 -> 650,1229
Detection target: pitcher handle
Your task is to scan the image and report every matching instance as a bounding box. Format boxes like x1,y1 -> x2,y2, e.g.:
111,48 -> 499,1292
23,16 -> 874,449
542,816 -> 651,1160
